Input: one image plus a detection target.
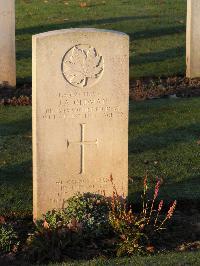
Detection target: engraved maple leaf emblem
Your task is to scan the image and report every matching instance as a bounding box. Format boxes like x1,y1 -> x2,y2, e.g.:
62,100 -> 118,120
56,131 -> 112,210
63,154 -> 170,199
62,45 -> 104,88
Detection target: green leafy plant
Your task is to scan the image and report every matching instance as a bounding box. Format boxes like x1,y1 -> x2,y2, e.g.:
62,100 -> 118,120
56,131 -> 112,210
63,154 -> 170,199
61,193 -> 110,237
43,193 -> 110,238
41,209 -> 63,229
26,193 -> 110,262
0,222 -> 19,254
109,175 -> 177,256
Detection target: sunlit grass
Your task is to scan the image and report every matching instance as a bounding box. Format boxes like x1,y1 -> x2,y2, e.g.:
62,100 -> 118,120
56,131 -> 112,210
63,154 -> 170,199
16,0 -> 186,83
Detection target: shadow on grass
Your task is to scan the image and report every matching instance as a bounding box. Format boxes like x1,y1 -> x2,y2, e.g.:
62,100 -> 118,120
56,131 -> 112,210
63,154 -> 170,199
16,49 -> 31,60
0,117 -> 31,136
129,174 -> 200,205
16,77 -> 32,85
16,15 -> 159,35
0,160 -> 32,183
129,25 -> 185,40
129,123 -> 200,154
159,174 -> 200,200
0,160 -> 32,213
132,47 -> 184,65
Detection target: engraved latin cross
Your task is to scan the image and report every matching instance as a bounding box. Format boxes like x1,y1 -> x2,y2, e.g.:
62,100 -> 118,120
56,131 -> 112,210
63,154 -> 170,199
67,123 -> 98,174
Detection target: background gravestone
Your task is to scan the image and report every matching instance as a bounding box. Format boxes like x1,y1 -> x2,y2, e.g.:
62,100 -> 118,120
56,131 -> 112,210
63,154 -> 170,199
0,0 -> 16,87
186,0 -> 200,78
33,28 -> 129,219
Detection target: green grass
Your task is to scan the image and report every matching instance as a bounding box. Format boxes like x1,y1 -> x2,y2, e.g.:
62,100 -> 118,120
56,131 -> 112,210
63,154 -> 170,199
0,98 -> 200,214
46,251 -> 200,266
129,97 -> 200,203
16,0 -> 187,83
0,106 -> 32,214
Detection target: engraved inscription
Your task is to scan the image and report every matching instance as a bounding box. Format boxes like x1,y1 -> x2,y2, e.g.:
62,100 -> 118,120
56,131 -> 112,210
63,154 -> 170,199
50,177 -> 110,208
62,45 -> 104,88
67,123 -> 98,174
42,91 -> 125,120
50,181 -> 65,208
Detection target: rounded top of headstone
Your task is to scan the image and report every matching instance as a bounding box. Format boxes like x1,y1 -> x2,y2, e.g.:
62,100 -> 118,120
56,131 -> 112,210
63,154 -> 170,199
32,28 -> 129,40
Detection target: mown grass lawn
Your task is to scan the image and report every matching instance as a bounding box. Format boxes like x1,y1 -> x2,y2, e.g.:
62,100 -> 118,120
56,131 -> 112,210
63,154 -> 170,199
0,97 -> 199,215
46,251 -> 200,266
16,0 -> 186,83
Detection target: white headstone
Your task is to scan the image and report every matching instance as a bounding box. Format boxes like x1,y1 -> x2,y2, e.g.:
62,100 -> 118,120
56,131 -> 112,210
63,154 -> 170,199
186,0 -> 200,78
0,0 -> 16,87
32,29 -> 129,219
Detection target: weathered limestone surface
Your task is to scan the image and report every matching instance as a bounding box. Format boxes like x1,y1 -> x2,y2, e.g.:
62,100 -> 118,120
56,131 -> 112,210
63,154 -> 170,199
33,28 -> 129,219
186,0 -> 200,78
0,0 -> 16,87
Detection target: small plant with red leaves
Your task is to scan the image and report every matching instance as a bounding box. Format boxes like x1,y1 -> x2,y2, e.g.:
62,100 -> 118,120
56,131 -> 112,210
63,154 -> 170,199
108,174 -> 177,256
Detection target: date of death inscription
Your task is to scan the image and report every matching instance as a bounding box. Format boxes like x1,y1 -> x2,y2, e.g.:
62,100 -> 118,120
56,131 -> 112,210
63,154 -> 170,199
42,91 -> 127,120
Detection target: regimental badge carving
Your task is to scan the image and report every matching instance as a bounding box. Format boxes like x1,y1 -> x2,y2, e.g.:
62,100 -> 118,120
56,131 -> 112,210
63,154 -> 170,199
62,44 -> 104,88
